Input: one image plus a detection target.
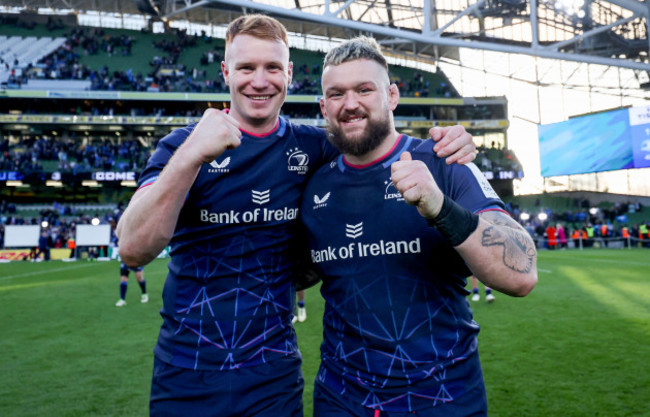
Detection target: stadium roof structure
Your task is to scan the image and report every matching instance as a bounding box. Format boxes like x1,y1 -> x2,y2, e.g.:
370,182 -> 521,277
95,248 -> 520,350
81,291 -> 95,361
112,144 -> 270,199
4,0 -> 650,72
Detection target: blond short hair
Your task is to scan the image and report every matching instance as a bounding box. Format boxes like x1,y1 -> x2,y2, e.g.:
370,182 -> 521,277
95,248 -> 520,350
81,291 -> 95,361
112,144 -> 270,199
225,14 -> 289,56
323,36 -> 388,76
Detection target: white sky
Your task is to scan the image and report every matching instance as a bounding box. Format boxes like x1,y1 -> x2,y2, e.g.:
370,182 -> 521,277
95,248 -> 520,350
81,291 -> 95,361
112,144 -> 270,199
439,48 -> 650,196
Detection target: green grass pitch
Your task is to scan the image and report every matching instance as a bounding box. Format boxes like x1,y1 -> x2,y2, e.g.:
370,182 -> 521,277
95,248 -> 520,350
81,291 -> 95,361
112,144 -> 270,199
1,249 -> 649,416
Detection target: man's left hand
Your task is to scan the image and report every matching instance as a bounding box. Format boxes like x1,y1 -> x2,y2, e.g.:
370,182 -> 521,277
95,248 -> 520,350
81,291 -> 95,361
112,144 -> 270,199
430,125 -> 476,165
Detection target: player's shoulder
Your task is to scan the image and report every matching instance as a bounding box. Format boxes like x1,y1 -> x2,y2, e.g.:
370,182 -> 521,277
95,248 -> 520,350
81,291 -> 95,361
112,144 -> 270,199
408,136 -> 433,151
158,123 -> 197,149
283,118 -> 338,162
284,119 -> 327,144
406,137 -> 448,168
408,136 -> 478,173
310,154 -> 341,179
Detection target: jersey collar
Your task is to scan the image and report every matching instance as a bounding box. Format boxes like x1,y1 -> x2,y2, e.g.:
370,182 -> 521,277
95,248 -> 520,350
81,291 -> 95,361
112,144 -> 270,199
338,134 -> 413,172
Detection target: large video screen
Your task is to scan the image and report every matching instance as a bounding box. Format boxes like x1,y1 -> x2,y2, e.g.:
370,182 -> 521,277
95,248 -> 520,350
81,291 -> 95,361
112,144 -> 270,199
538,106 -> 650,177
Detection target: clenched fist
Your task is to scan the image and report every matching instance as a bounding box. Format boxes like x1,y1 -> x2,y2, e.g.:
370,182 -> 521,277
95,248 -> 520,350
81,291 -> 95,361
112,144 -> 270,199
183,108 -> 242,165
390,151 -> 445,220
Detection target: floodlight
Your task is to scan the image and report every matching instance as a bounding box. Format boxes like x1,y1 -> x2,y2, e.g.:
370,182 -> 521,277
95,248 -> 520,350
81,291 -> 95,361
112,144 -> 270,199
538,212 -> 548,221
41,221 -> 49,228
91,217 -> 100,226
520,212 -> 530,221
46,180 -> 63,187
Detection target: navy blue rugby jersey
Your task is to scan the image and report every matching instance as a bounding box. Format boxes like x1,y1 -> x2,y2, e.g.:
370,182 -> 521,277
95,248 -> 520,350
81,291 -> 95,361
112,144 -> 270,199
300,134 -> 504,412
138,116 -> 337,371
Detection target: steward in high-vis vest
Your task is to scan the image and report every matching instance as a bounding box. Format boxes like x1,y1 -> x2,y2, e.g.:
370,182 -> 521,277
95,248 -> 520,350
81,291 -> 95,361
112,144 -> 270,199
640,223 -> 649,247
622,226 -> 630,247
585,225 -> 595,248
640,223 -> 648,240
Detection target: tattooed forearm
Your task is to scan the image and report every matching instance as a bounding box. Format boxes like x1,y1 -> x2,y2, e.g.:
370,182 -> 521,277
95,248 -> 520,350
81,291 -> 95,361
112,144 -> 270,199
480,210 -> 522,228
480,211 -> 536,273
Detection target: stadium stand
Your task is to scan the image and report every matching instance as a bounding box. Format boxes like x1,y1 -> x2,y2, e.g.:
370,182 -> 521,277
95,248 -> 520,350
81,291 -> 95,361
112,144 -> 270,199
0,11 -> 647,259
0,17 -> 515,212
0,35 -> 67,85
0,21 -> 455,97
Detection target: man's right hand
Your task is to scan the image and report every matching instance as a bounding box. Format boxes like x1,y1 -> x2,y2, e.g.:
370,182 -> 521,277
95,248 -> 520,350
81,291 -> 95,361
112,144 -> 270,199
184,108 -> 242,164
117,108 -> 241,266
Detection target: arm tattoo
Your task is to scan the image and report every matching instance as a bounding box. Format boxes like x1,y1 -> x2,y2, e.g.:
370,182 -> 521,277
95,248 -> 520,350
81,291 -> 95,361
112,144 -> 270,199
479,211 -> 536,273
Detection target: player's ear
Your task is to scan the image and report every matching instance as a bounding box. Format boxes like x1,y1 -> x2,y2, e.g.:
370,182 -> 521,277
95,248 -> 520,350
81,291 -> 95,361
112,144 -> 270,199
287,61 -> 293,84
221,61 -> 229,85
319,97 -> 327,120
388,83 -> 400,111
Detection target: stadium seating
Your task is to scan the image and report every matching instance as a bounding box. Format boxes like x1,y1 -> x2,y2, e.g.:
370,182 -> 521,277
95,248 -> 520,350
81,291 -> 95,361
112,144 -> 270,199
0,35 -> 68,84
0,22 -> 455,97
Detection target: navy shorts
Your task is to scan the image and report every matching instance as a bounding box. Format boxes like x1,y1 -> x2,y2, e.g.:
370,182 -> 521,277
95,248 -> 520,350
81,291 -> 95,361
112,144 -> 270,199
150,353 -> 304,417
313,376 -> 487,417
120,263 -> 144,276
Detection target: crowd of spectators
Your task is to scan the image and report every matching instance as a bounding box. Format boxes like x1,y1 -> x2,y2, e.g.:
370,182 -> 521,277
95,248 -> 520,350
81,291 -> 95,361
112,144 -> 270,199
476,143 -> 523,173
1,136 -> 151,174
2,22 -> 455,97
392,70 -> 457,98
2,133 -> 527,176
504,198 -> 650,249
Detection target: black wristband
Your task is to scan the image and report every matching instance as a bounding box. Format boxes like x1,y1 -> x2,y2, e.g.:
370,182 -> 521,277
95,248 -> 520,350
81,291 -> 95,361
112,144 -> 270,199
427,195 -> 479,246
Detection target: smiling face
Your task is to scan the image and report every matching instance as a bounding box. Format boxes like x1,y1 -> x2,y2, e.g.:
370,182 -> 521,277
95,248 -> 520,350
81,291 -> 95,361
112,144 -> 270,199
222,34 -> 292,133
320,58 -> 399,160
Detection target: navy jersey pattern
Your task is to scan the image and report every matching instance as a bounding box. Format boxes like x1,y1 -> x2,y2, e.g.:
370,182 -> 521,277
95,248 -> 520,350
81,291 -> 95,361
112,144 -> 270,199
138,117 -> 337,371
300,135 -> 504,412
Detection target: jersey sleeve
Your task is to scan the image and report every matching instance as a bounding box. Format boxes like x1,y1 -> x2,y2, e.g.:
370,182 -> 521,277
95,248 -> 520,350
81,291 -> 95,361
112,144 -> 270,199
446,162 -> 505,213
137,124 -> 195,190
412,139 -> 505,214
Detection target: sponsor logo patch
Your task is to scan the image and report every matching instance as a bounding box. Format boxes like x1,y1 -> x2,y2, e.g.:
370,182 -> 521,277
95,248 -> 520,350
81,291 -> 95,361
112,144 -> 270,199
287,148 -> 309,174
208,156 -> 231,173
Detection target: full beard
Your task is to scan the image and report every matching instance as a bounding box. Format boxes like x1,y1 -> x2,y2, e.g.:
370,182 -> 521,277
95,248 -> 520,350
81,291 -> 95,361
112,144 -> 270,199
326,111 -> 392,157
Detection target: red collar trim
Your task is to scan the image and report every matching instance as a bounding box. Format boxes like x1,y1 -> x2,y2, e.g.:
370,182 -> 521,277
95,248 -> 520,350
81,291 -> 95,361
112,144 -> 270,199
343,135 -> 404,169
240,119 -> 280,137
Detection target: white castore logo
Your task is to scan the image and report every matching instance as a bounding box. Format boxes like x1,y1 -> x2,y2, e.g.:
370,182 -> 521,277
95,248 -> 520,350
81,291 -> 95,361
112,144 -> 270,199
313,192 -> 330,209
345,222 -> 363,239
252,189 -> 270,205
208,157 -> 231,173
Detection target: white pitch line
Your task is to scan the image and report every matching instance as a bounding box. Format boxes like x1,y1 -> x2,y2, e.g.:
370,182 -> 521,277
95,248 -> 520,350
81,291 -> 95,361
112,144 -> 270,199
0,263 -> 100,281
579,258 -> 649,267
542,254 -> 650,267
537,268 -> 552,273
